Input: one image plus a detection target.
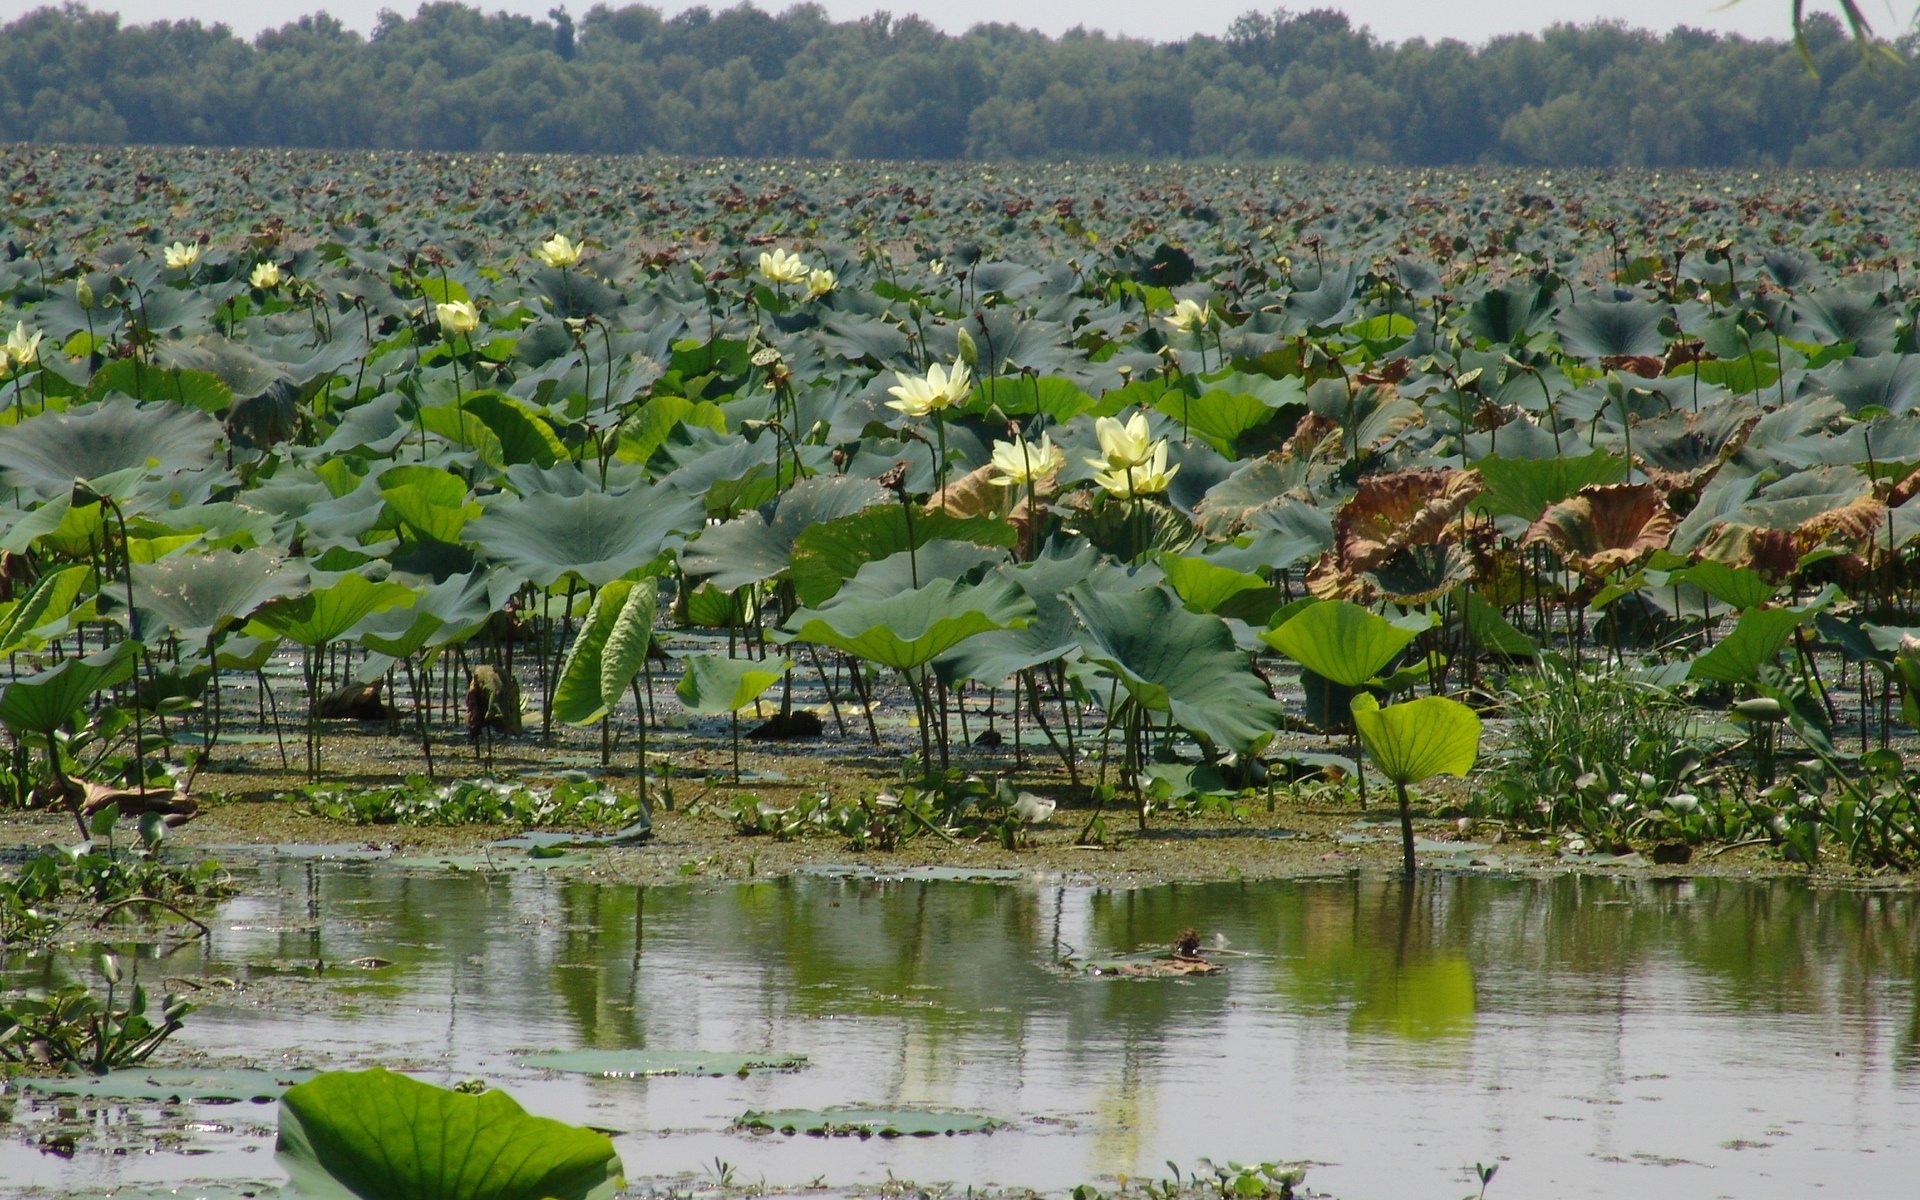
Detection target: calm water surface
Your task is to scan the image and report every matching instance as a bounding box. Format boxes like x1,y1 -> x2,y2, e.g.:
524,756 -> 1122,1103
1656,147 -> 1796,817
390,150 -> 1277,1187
4,866 -> 1917,1199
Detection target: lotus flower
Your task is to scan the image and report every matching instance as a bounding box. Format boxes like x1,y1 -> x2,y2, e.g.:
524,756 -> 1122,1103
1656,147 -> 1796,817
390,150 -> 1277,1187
886,360 -> 972,418
6,321 -> 41,368
988,433 -> 1065,486
758,248 -> 808,284
1086,412 -> 1154,471
533,233 -> 582,268
1093,437 -> 1178,498
163,241 -> 201,269
1163,297 -> 1211,333
435,299 -> 480,336
805,268 -> 837,299
249,262 -> 282,289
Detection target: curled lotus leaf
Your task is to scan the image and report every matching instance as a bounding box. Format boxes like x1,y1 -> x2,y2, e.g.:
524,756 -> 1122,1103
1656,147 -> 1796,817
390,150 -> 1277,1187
0,398 -> 223,499
1363,543 -> 1476,607
1523,483 -> 1676,577
1334,468 -> 1483,574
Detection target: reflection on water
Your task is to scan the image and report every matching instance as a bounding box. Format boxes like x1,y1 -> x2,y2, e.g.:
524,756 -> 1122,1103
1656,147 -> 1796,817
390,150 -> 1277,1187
5,868 -> 1919,1198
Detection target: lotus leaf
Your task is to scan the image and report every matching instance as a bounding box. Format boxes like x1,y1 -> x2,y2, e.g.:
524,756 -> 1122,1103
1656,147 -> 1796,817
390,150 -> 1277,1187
1262,600 -> 1422,688
787,576 -> 1031,672
1350,692 -> 1482,877
0,642 -> 138,739
1555,295 -> 1666,359
22,1067 -> 316,1102
133,550 -> 309,643
788,507 -> 1018,606
676,653 -> 791,714
0,398 -> 223,500
1069,582 -> 1284,755
276,1068 -> 622,1200
554,578 -> 658,725
469,483 -> 699,588
1523,483 -> 1676,576
680,474 -> 890,592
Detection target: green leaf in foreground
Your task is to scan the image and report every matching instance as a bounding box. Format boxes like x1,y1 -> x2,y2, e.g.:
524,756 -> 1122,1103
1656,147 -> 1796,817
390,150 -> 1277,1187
518,1049 -> 806,1077
554,578 -> 658,725
276,1067 -> 623,1200
1350,693 -> 1481,879
737,1106 -> 999,1137
785,577 -> 1032,671
675,653 -> 791,713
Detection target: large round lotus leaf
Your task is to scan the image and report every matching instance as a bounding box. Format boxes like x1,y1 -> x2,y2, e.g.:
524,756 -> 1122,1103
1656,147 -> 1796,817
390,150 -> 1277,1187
276,1068 -> 623,1200
517,1050 -> 806,1077
469,483 -> 700,588
21,1067 -> 317,1102
737,1106 -> 999,1137
0,398 -> 223,497
133,550 -> 310,643
1349,694 -> 1481,787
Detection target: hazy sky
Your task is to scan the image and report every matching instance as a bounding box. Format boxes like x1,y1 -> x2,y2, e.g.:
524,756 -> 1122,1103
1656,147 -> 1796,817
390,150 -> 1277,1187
0,0 -> 1878,46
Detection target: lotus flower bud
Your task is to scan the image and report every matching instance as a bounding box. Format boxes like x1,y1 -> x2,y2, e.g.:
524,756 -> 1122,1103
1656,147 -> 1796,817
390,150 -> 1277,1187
76,277 -> 94,309
955,325 -> 978,368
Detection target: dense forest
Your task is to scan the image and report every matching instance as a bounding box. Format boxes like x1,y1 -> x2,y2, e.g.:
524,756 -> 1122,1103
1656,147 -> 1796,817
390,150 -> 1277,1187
5,2 -> 1920,165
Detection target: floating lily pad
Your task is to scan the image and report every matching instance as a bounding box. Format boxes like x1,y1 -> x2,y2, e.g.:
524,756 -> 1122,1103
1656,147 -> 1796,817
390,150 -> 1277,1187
797,864 -> 1034,883
20,1067 -> 318,1103
387,848 -> 592,870
737,1106 -> 999,1137
518,1050 -> 808,1078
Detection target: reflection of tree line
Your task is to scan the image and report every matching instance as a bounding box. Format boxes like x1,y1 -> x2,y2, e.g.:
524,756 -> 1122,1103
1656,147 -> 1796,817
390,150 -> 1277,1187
192,867 -> 1920,1081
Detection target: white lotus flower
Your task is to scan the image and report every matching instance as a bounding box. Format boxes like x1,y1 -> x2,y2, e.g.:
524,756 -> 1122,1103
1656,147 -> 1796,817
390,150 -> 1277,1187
435,299 -> 480,336
758,248 -> 809,284
1085,411 -> 1154,472
885,359 -> 972,419
533,233 -> 582,269
988,433 -> 1064,486
1092,437 -> 1178,499
249,262 -> 282,289
1163,297 -> 1212,333
805,268 -> 837,299
6,321 -> 42,367
163,241 -> 201,269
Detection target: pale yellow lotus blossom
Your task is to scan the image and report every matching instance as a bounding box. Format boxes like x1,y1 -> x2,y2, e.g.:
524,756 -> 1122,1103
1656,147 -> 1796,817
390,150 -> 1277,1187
805,268 -> 837,299
988,433 -> 1065,486
533,233 -> 582,269
6,322 -> 42,367
1163,297 -> 1211,333
163,241 -> 201,270
436,299 -> 480,336
885,359 -> 973,419
1092,437 -> 1179,499
758,248 -> 809,285
1085,412 -> 1154,472
249,262 -> 282,289
0,348 -> 10,376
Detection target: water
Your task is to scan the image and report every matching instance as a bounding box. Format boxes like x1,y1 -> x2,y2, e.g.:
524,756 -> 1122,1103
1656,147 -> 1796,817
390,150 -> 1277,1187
4,866 -> 1918,1199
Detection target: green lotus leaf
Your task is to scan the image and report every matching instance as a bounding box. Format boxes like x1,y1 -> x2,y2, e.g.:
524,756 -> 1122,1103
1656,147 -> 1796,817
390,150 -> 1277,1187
1465,280 -> 1558,344
1070,583 -> 1285,755
1158,552 -> 1267,615
555,578 -> 659,725
1472,450 -> 1627,521
0,563 -> 93,655
22,1067 -> 316,1102
789,507 -> 1018,606
677,654 -> 790,714
1554,295 -> 1666,359
0,398 -> 223,499
1349,693 -> 1482,788
379,465 -> 480,544
133,550 -> 309,644
680,474 -> 890,592
0,641 -> 138,738
249,574 -> 417,649
786,577 -> 1031,671
276,1068 -> 622,1200
469,482 -> 700,589
1261,600 -> 1421,688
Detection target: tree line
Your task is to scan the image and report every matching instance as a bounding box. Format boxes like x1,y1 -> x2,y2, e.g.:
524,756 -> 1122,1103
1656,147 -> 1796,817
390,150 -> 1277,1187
6,1 -> 1920,166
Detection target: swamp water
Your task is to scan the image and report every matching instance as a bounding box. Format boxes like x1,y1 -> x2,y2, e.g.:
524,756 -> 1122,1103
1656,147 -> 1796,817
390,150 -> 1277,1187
4,865 -> 1918,1199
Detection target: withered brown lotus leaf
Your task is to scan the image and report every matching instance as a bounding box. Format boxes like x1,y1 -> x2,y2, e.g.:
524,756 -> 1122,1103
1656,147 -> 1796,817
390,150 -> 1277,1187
1305,552 -> 1372,602
1795,493 -> 1886,553
924,462 -> 1012,520
1364,543 -> 1475,606
1522,482 -> 1676,576
1693,522 -> 1802,585
1600,354 -> 1665,379
1281,411 -> 1341,461
1334,468 -> 1483,574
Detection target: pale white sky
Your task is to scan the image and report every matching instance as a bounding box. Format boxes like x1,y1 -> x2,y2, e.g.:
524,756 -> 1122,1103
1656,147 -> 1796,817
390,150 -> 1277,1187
2,0 -> 1901,46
